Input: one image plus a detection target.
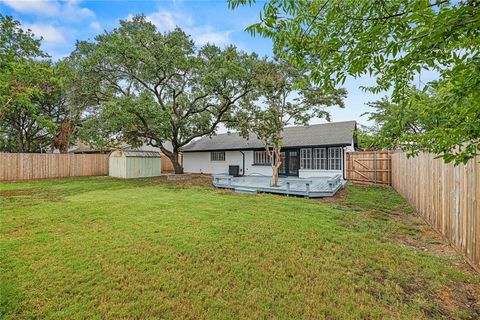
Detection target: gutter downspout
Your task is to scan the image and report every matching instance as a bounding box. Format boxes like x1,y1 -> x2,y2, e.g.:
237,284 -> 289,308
239,151 -> 245,176
342,147 -> 346,180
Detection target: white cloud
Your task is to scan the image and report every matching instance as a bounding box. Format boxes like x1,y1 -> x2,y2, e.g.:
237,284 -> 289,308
145,10 -> 179,32
63,0 -> 95,21
24,23 -> 67,44
1,0 -> 95,21
90,21 -> 102,31
191,26 -> 231,46
1,0 -> 60,16
129,8 -> 232,46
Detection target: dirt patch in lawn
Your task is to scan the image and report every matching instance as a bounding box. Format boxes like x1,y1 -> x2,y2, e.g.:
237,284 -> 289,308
318,185 -> 348,203
0,189 -> 62,206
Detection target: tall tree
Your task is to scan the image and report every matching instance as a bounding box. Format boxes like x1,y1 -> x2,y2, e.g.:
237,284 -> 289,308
74,16 -> 260,173
0,15 -> 73,152
0,15 -> 44,66
365,77 -> 480,164
232,61 -> 346,187
229,0 -> 480,163
49,60 -> 93,153
0,60 -> 72,152
0,15 -> 44,149
355,124 -> 383,151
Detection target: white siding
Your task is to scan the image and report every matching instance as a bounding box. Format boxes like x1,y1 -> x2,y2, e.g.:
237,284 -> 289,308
184,147 -> 349,177
184,150 -> 272,176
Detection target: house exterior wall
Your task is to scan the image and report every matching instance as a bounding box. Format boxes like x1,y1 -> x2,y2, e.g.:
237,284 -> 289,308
183,150 -> 272,176
183,146 -> 349,177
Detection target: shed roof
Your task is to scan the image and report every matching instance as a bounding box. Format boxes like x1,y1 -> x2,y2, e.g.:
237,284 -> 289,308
111,150 -> 160,158
183,121 -> 356,152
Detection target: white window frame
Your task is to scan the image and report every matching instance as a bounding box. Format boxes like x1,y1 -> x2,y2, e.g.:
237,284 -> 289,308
328,147 -> 342,170
210,151 -> 225,161
313,148 -> 327,170
300,148 -> 312,169
254,150 -> 271,165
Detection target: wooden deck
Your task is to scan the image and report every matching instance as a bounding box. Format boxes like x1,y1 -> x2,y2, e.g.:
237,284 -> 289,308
213,175 -> 345,198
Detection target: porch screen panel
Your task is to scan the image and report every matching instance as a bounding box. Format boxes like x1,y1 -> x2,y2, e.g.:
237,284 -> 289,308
313,148 -> 327,170
300,148 -> 312,169
328,147 -> 342,170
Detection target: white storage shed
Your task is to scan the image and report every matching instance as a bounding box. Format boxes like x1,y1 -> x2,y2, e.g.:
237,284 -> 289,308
109,150 -> 161,179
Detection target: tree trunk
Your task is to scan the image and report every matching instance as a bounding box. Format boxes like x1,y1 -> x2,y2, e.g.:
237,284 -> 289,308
271,163 -> 279,187
17,136 -> 25,153
171,151 -> 184,174
161,146 -> 184,174
16,129 -> 25,153
52,120 -> 74,153
270,146 -> 282,187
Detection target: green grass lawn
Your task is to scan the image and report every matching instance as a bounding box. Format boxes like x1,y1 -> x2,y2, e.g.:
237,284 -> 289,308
1,176 -> 479,319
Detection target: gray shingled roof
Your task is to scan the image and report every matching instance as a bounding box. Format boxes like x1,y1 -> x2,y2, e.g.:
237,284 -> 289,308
183,121 -> 356,152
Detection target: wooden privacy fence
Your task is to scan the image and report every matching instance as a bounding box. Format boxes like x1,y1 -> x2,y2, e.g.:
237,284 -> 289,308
345,151 -> 392,185
391,152 -> 480,272
160,153 -> 182,173
0,153 -> 109,181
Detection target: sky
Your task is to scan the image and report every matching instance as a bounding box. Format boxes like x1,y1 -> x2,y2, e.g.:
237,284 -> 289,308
0,0 -> 411,128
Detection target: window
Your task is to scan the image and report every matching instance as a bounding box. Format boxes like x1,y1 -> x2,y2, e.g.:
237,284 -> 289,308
211,151 -> 225,161
300,148 -> 312,169
328,147 -> 342,170
254,151 -> 271,165
313,148 -> 327,170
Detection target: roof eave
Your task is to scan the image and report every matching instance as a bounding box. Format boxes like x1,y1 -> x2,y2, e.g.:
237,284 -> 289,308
183,142 -> 353,153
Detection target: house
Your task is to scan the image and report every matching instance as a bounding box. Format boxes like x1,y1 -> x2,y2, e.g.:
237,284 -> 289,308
69,143 -> 112,154
182,121 -> 357,178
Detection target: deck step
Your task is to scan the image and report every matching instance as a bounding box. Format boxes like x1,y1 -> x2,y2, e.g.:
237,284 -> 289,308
234,187 -> 257,194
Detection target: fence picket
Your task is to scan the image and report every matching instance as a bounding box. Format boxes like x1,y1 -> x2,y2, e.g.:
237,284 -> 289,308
391,152 -> 480,272
0,153 -> 109,181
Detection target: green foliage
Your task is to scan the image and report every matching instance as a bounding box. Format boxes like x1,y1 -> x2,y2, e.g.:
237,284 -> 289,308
229,0 -> 480,163
73,15 -> 260,172
355,124 -> 382,151
0,60 -> 55,152
0,15 -> 45,66
0,16 -> 79,153
365,69 -> 480,164
0,15 -> 45,151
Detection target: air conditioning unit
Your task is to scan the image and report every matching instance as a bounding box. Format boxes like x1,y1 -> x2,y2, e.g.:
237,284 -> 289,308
229,165 -> 240,177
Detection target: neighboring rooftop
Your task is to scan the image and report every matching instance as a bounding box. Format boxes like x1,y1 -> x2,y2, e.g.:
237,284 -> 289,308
70,141 -> 173,154
69,146 -> 112,154
183,121 -> 357,152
